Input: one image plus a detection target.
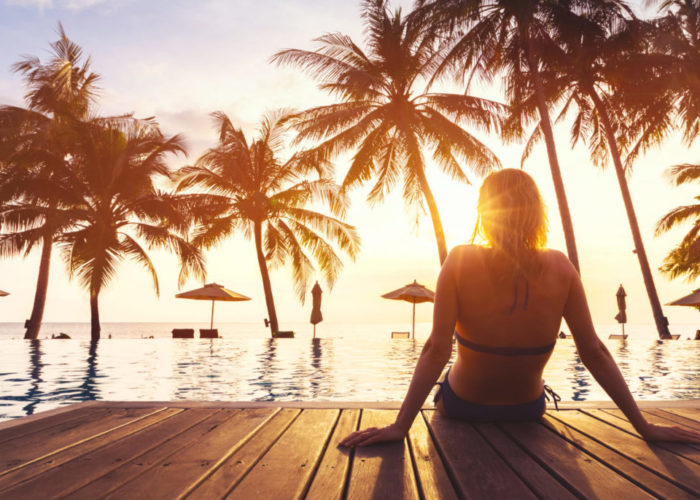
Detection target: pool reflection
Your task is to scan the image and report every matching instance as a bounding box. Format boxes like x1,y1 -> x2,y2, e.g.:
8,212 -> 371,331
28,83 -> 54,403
1,337 -> 698,420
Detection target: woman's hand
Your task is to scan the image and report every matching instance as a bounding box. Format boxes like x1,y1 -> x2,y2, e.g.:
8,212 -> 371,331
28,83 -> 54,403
638,422 -> 700,443
339,423 -> 407,448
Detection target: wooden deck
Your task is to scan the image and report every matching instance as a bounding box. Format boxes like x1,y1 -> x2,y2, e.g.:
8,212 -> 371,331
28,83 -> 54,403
0,401 -> 698,499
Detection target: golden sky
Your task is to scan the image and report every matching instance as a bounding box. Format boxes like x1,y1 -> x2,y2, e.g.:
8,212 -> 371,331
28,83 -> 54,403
1,0 -> 700,335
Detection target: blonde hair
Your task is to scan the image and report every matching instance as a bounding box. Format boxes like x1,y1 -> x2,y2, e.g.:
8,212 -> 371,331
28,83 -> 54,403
472,169 -> 548,278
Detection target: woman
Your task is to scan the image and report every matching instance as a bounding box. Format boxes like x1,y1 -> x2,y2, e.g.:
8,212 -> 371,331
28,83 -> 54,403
341,169 -> 700,447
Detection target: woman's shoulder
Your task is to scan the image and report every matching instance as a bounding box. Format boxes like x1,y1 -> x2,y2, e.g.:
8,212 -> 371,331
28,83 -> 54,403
539,248 -> 578,276
447,244 -> 486,262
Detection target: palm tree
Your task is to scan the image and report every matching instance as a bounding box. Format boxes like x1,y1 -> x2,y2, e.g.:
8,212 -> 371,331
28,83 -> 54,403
272,0 -> 503,265
648,0 -> 700,144
59,118 -> 205,340
656,163 -> 700,281
414,0 -> 582,271
511,4 -> 673,338
0,25 -> 99,339
176,111 -> 360,336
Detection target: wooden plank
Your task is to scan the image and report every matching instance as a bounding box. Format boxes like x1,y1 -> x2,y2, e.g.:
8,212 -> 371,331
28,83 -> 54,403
0,408 -> 214,500
424,411 -> 535,499
475,421 -> 576,499
67,409 -> 251,500
305,409 -> 360,500
226,409 -> 338,499
552,410 -> 700,495
666,408 -> 700,424
186,408 -> 299,500
0,405 -> 103,444
0,402 -> 100,433
408,412 -> 457,500
542,415 -> 694,499
0,407 -> 167,474
646,409 -> 700,431
103,408 -> 276,500
346,409 -> 418,500
501,417 -> 653,498
598,409 -> 700,459
0,407 -> 179,493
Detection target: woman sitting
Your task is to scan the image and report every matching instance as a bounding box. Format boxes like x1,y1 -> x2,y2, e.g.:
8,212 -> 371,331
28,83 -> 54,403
341,168 -> 700,446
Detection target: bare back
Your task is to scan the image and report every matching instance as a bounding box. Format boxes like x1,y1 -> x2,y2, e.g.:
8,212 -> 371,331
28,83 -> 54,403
444,245 -> 576,404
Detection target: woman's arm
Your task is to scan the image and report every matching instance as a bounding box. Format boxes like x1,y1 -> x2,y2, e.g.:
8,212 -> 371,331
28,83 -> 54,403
564,263 -> 700,443
339,248 -> 460,447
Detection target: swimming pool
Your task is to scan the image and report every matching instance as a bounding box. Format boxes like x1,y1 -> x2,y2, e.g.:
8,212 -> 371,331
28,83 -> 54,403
1,338 -> 698,421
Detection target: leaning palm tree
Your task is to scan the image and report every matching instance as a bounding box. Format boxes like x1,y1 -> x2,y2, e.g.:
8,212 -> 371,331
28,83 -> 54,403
59,118 -> 205,340
414,0 -> 582,271
656,163 -> 700,281
272,0 -> 503,265
0,24 -> 99,339
510,4 -> 673,338
176,111 -> 360,336
647,0 -> 700,145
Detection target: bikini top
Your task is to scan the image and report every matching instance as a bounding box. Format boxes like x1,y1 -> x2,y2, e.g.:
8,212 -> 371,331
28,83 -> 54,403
454,276 -> 556,356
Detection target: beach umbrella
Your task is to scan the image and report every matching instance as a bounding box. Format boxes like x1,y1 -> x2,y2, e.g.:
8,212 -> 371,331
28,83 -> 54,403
310,281 -> 323,339
0,290 -> 8,297
382,280 -> 435,339
614,284 -> 627,335
667,288 -> 700,308
175,283 -> 251,329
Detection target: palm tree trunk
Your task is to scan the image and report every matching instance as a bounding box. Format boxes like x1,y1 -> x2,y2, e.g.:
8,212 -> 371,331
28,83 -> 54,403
523,30 -> 581,273
254,221 -> 279,336
24,230 -> 53,339
588,88 -> 672,340
90,287 -> 101,341
415,167 -> 448,265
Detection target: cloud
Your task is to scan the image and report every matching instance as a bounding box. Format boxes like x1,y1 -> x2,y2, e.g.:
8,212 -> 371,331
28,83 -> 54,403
5,0 -> 108,11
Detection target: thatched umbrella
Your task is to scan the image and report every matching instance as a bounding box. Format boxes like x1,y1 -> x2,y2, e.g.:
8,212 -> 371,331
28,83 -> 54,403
382,280 -> 435,339
667,288 -> 700,308
175,283 -> 251,329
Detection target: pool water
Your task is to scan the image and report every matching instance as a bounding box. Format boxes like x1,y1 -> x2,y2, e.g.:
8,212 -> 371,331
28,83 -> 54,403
1,338 -> 698,421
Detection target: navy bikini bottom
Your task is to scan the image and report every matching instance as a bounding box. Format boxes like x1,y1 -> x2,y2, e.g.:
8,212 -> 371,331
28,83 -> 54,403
433,369 -> 558,422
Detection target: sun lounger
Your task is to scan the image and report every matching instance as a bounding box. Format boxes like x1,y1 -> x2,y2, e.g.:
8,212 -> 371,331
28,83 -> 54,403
172,328 -> 194,339
608,334 -> 628,340
273,331 -> 295,338
199,328 -> 219,338
391,331 -> 410,339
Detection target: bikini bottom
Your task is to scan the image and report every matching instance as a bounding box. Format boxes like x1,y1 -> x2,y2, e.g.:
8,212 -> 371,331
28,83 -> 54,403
433,368 -> 559,422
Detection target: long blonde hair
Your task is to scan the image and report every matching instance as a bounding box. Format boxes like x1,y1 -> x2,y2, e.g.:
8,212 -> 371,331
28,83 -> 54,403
472,169 -> 548,278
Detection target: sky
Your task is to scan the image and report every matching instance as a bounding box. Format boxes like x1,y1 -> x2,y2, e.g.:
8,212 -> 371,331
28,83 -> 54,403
1,0 -> 700,335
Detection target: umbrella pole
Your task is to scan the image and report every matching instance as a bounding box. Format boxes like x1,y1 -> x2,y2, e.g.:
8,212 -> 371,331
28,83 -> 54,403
412,298 -> 416,340
313,324 -> 316,339
210,300 -> 215,330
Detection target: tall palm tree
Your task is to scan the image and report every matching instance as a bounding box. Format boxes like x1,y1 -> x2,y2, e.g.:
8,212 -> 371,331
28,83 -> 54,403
415,0 -> 582,271
0,25 -> 99,339
648,0 -> 700,144
510,4 -> 673,338
656,163 -> 700,280
60,119 -> 205,340
272,0 -> 503,265
176,111 -> 360,336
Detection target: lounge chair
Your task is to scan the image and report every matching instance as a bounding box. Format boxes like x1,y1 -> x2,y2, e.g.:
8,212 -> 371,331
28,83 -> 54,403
608,334 -> 628,340
200,328 -> 219,338
273,331 -> 295,338
172,328 -> 194,339
391,331 -> 410,339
